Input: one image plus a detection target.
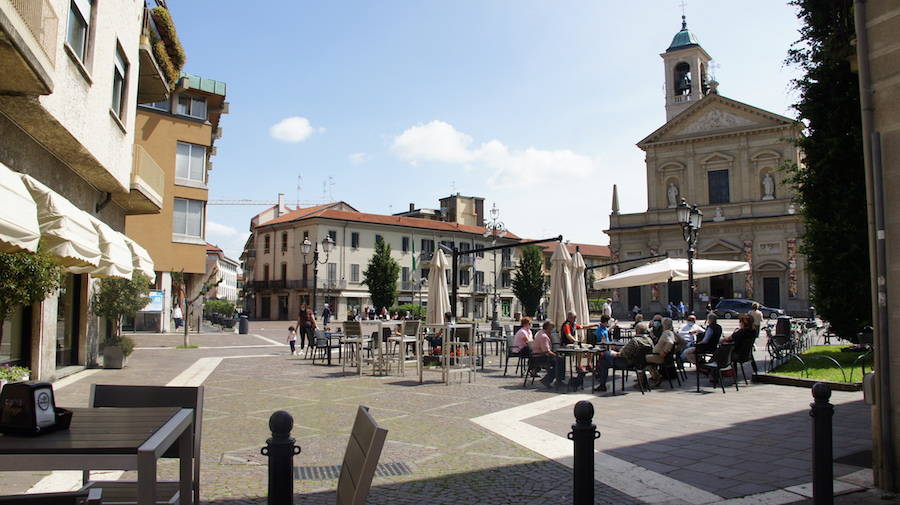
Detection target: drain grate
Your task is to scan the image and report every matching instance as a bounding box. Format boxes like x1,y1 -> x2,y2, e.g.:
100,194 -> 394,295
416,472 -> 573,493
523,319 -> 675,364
294,462 -> 412,480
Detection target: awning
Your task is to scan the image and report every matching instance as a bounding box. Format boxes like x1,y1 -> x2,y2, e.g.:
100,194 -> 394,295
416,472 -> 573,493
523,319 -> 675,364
70,218 -> 134,279
0,163 -> 40,253
124,236 -> 156,282
339,291 -> 371,299
594,258 -> 750,289
19,174 -> 101,268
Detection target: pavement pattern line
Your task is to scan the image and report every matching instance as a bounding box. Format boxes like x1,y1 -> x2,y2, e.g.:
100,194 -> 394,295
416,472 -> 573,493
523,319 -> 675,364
28,353 -> 282,494
249,334 -> 285,346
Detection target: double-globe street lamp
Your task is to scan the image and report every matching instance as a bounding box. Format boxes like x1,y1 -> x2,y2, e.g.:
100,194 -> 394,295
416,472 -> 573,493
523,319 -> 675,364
483,203 -> 508,330
677,198 -> 704,393
301,235 -> 335,316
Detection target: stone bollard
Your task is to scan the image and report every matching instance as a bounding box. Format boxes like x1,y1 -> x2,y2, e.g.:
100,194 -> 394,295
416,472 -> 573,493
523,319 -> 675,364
568,400 -> 600,505
261,411 -> 301,505
810,382 -> 834,505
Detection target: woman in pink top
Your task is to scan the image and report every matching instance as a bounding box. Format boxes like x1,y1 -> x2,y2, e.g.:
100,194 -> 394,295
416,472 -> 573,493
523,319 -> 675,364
512,316 -> 533,352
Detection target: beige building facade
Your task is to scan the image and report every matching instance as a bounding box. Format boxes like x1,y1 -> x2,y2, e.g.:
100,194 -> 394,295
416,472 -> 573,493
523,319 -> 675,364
606,19 -> 808,317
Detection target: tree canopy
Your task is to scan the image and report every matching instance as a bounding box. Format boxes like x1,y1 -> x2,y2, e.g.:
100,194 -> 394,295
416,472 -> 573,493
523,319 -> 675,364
362,239 -> 400,311
512,245 -> 544,317
785,0 -> 870,339
91,273 -> 151,340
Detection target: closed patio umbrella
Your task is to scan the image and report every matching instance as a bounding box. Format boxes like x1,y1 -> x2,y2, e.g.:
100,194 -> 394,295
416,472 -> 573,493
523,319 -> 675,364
548,242 -> 575,328
571,251 -> 591,340
426,249 -> 451,324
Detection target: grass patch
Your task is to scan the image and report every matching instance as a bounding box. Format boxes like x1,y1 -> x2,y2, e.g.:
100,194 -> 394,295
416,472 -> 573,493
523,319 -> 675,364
771,345 -> 872,383
176,345 -> 199,349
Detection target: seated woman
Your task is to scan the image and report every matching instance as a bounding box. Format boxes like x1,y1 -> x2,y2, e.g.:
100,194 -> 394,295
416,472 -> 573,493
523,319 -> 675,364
644,317 -> 683,385
511,316 -> 533,355
721,314 -> 756,349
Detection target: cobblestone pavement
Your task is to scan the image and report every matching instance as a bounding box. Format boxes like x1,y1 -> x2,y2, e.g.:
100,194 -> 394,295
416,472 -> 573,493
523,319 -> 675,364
0,320 -> 884,505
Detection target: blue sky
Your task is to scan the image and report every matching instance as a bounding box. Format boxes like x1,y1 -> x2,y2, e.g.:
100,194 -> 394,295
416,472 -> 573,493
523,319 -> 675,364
167,1 -> 804,259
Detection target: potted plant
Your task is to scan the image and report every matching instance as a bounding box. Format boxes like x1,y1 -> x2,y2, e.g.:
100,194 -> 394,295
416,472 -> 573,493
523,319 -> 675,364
91,274 -> 150,369
0,365 -> 30,394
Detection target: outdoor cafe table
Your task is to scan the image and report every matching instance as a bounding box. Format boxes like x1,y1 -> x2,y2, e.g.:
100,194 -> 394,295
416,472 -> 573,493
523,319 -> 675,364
0,406 -> 193,505
478,333 -> 507,371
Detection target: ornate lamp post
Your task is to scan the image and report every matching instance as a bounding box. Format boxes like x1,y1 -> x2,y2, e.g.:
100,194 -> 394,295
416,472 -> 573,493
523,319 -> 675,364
678,198 -> 704,393
300,235 -> 335,316
483,203 -> 507,330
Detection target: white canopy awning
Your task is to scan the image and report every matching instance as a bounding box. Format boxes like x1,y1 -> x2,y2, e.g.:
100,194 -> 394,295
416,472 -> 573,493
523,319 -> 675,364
70,217 -> 134,279
594,258 -> 750,289
123,237 -> 156,283
0,164 -> 40,253
19,174 -> 101,268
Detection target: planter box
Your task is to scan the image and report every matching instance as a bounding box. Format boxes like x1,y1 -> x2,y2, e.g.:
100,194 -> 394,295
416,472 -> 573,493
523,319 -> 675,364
752,373 -> 863,392
103,346 -> 127,369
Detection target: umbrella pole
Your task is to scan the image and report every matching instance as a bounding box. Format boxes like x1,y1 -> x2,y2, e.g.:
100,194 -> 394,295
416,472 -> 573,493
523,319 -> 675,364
689,246 -> 701,393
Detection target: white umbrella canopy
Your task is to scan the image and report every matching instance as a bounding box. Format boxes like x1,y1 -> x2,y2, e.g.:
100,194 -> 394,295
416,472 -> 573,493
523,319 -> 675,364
594,257 -> 750,289
426,249 -> 451,324
571,251 -> 592,340
548,242 -> 575,327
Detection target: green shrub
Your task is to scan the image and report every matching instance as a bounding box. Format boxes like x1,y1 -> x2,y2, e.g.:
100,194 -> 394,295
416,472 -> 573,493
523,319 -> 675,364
151,37 -> 178,87
150,6 -> 185,87
204,299 -> 235,317
389,304 -> 426,320
0,365 -> 30,382
92,273 -> 150,356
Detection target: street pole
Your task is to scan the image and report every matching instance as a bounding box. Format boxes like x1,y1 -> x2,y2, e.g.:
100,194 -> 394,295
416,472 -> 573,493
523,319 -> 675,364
687,245 -> 695,316
491,248 -> 499,329
451,246 -> 459,320
311,250 -> 318,316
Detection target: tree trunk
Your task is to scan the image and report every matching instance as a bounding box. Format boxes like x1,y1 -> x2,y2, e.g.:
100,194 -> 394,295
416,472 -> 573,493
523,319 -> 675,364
182,297 -> 189,347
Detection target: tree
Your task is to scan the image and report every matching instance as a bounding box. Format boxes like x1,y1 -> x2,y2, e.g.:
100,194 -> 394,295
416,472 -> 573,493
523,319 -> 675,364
784,0 -> 870,340
362,240 -> 400,311
0,249 -> 61,351
91,273 -> 151,355
512,245 -> 544,317
172,269 -> 220,347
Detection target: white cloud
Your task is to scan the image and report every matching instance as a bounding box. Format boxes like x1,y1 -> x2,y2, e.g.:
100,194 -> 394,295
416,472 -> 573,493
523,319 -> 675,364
349,152 -> 370,165
390,121 -> 597,188
269,116 -> 316,143
206,221 -> 244,238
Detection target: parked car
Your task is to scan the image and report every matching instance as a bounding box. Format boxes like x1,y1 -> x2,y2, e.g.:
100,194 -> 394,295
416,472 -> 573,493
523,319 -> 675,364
714,299 -> 785,320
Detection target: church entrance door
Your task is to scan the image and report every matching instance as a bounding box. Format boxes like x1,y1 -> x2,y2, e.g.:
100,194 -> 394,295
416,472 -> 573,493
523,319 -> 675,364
628,286 -> 642,312
763,277 -> 781,309
667,280 -> 683,304
710,274 -> 734,307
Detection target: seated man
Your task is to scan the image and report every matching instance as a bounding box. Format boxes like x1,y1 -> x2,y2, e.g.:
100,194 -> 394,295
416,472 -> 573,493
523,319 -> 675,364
530,321 -> 566,388
593,334 -> 654,392
594,315 -> 613,344
632,314 -> 650,336
682,313 -> 722,364
677,315 -> 704,344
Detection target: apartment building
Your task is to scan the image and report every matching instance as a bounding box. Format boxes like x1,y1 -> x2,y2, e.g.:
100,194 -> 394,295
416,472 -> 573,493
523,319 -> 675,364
125,73 -> 227,331
0,0 -> 165,379
206,243 -> 239,303
242,196 -> 525,321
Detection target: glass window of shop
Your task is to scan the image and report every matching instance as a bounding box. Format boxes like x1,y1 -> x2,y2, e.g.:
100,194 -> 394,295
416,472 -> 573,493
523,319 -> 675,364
55,274 -> 83,367
1,306 -> 31,366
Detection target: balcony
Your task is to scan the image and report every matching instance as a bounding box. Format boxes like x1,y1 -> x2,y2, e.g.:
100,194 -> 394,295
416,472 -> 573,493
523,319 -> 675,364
136,7 -> 170,104
458,255 -> 474,269
501,258 -> 515,270
401,281 -> 425,291
0,0 -> 57,95
318,279 -> 347,290
112,145 -> 165,214
419,252 -> 433,265
473,283 -> 489,294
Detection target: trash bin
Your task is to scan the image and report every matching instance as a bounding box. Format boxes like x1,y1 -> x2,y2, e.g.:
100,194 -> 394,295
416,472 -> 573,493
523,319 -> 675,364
238,314 -> 249,335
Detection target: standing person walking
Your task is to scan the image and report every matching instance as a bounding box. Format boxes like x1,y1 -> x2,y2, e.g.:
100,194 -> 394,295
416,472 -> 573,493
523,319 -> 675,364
322,303 -> 332,327
297,305 -> 316,350
749,303 -> 764,336
287,326 -> 298,356
172,303 -> 183,330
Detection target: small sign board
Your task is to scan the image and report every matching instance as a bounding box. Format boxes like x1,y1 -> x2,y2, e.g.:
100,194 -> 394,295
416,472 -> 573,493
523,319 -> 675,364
141,290 -> 164,313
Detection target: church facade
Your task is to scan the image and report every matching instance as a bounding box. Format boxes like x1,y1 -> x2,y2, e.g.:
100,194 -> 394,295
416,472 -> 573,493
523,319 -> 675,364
605,18 -> 809,317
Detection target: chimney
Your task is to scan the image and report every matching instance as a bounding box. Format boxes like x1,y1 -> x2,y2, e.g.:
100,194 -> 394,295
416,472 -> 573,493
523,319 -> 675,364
409,203 -> 415,212
277,193 -> 286,216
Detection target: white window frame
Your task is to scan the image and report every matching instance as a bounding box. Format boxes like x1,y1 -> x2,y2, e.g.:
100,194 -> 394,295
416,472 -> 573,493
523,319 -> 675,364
350,264 -> 360,283
172,198 -> 205,242
176,94 -> 208,120
66,0 -> 92,63
175,141 -> 207,186
111,43 -> 128,119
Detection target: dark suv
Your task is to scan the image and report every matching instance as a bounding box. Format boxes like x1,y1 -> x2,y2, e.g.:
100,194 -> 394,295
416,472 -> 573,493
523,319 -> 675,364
714,299 -> 785,320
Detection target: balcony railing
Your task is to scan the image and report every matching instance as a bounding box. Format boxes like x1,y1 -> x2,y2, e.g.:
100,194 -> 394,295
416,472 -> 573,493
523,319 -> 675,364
113,145 -> 165,214
136,6 -> 170,104
400,281 -> 424,291
473,283 -> 489,294
318,279 -> 347,290
501,258 -> 515,270
459,255 -> 474,268
246,279 -> 310,291
419,252 -> 433,265
10,0 -> 57,66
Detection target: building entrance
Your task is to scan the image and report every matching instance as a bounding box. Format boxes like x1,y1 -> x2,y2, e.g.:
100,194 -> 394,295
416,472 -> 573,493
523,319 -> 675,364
763,277 -> 781,309
709,274 -> 734,307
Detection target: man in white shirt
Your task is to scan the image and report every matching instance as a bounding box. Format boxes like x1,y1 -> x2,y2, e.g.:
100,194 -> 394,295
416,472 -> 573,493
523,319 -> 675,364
749,303 -> 764,335
677,315 -> 704,344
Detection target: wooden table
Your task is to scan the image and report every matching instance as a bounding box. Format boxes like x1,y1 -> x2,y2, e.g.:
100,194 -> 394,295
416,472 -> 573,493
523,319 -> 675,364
0,407 -> 194,505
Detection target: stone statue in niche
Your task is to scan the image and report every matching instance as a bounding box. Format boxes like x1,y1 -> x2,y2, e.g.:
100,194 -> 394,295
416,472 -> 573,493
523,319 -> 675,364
762,173 -> 775,200
713,207 -> 725,222
666,182 -> 680,208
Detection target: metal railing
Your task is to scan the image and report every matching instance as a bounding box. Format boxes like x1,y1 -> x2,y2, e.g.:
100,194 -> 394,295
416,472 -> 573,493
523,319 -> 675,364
473,283 -> 488,294
131,145 -> 165,206
501,258 -> 515,270
10,0 -> 58,65
318,279 -> 347,290
400,281 -> 419,291
459,255 -> 474,267
419,252 -> 433,264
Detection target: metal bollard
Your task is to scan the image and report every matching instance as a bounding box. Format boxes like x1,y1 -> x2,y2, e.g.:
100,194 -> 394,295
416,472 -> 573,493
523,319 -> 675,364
810,382 -> 834,505
261,410 -> 301,505
568,400 -> 600,505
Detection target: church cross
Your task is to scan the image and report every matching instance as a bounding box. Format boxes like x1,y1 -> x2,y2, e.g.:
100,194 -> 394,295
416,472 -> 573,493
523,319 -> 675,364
679,0 -> 687,16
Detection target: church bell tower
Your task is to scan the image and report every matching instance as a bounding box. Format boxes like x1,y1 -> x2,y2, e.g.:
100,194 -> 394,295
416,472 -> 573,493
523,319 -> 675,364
661,16 -> 713,121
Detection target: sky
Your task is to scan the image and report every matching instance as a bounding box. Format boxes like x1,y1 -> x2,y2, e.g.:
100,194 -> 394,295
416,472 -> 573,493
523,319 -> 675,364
166,1 -> 805,260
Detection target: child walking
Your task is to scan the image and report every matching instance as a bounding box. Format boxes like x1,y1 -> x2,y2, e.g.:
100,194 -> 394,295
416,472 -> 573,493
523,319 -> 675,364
287,326 -> 298,356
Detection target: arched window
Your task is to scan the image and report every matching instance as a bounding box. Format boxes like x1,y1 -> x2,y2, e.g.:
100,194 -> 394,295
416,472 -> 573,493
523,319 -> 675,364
674,62 -> 691,96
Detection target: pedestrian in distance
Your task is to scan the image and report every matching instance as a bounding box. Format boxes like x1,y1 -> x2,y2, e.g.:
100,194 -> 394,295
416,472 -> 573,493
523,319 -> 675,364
322,303 -> 332,326
287,326 -> 298,356
172,303 -> 183,330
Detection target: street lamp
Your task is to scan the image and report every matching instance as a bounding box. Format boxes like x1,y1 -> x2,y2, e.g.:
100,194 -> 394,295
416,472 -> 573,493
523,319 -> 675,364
301,235 -> 335,316
483,203 -> 508,330
678,198 -> 704,393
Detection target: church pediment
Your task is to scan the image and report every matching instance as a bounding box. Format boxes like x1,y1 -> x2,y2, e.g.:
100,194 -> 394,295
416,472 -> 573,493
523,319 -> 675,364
699,239 -> 743,255
638,95 -> 798,148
